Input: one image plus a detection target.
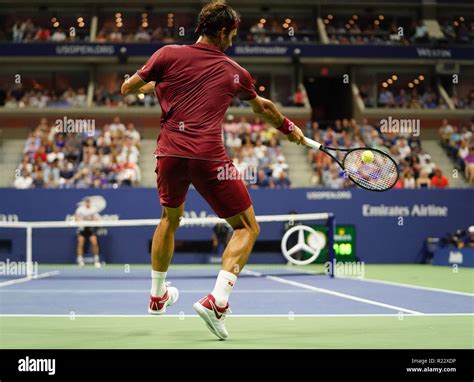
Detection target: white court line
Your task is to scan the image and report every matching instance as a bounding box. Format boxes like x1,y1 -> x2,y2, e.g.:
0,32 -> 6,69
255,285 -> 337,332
0,271 -> 60,287
0,289 -> 313,294
0,313 -> 472,318
243,269 -> 423,315
284,266 -> 474,297
338,275 -> 474,297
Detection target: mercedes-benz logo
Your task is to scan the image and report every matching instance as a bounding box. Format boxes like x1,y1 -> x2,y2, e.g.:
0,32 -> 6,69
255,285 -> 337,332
281,225 -> 325,265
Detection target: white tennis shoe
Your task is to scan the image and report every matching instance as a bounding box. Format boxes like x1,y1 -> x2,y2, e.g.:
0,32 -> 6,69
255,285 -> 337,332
148,285 -> 179,315
193,294 -> 230,340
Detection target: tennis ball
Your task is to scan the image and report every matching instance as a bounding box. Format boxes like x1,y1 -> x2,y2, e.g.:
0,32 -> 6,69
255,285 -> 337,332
362,150 -> 374,164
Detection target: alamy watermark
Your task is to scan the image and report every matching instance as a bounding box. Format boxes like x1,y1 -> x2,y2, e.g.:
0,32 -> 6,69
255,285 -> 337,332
18,356 -> 56,375
0,259 -> 38,277
324,259 -> 365,278
217,163 -> 257,185
380,116 -> 420,137
55,116 -> 95,137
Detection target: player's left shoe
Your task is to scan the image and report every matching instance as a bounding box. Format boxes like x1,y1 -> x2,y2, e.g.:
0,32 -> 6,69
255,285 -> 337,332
193,294 -> 230,340
148,286 -> 179,315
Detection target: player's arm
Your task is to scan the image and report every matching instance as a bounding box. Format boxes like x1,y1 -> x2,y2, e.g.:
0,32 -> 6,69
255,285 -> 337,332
121,74 -> 155,95
247,96 -> 305,144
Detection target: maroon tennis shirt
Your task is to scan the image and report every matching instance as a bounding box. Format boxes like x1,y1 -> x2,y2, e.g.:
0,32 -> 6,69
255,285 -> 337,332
136,42 -> 257,161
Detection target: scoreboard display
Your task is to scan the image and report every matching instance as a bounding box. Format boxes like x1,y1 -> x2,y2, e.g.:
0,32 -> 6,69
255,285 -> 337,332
304,224 -> 357,263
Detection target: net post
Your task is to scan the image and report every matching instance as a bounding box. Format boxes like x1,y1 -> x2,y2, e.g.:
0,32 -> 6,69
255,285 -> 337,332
26,225 -> 33,278
327,213 -> 336,278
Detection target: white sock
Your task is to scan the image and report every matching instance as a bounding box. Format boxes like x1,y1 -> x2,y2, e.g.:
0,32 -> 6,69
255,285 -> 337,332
94,255 -> 100,263
211,270 -> 237,307
151,270 -> 167,297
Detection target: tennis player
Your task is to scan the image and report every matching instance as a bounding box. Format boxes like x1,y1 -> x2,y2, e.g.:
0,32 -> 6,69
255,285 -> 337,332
121,0 -> 305,339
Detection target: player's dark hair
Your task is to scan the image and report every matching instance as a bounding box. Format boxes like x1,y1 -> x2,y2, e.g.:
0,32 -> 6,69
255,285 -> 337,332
195,0 -> 239,37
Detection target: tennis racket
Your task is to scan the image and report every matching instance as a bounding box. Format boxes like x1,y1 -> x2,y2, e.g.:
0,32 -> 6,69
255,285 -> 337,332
305,137 -> 399,192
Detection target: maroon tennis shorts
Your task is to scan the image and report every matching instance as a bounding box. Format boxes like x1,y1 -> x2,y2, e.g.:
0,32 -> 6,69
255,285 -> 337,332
155,157 -> 252,219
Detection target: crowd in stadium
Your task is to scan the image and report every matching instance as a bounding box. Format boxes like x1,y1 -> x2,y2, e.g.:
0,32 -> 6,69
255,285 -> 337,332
2,13 -> 472,45
452,89 -> 474,109
14,117 -> 141,189
376,86 -> 444,109
306,118 -> 451,189
439,118 -> 474,184
439,17 -> 474,44
326,19 -> 417,46
2,86 -> 88,108
223,116 -> 291,189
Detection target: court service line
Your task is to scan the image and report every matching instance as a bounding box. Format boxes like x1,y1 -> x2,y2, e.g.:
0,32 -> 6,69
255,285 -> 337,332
0,289 -> 314,294
242,269 -> 423,315
0,271 -> 60,288
337,275 -> 474,297
283,267 -> 474,297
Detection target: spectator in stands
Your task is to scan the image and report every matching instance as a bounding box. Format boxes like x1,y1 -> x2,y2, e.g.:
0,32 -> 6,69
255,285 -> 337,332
96,30 -> 107,43
416,170 -> 431,188
108,27 -> 122,42
109,116 -> 126,134
13,169 -> 33,189
43,158 -> 61,185
403,168 -> 416,189
421,157 -> 436,176
32,167 -> 45,188
125,123 -> 141,147
135,27 -> 151,42
293,86 -> 305,107
397,139 -> 411,160
439,119 -> 454,144
12,20 -> 25,42
378,88 -> 394,107
252,169 -> 274,189
457,139 -> 470,167
51,28 -> 67,42
441,20 -> 456,40
431,168 -> 449,188
467,226 -> 474,248
118,136 -> 140,164
464,148 -> 474,184
34,25 -> 50,42
274,171 -> 291,188
411,21 -> 428,43
421,86 -> 438,109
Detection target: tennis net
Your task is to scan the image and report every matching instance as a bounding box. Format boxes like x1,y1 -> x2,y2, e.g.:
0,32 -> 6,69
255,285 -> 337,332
0,212 -> 335,283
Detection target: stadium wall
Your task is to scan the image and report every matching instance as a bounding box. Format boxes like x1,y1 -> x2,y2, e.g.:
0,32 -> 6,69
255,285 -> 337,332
0,188 -> 472,265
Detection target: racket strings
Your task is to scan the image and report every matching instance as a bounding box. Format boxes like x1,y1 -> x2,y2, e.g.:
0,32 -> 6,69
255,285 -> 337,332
343,149 -> 399,191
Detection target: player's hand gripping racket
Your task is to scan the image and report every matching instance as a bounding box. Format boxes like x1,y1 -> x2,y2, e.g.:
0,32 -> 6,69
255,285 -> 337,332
304,137 -> 399,192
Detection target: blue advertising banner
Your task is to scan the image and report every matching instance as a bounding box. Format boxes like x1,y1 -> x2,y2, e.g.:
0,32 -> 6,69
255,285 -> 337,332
0,188 -> 472,265
432,248 -> 474,267
0,43 -> 473,60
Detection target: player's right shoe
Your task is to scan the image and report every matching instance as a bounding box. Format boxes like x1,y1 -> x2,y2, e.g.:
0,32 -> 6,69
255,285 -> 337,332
148,286 -> 179,315
193,294 -> 230,340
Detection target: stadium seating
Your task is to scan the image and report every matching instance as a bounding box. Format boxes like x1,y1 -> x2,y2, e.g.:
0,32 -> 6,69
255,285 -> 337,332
14,117 -> 141,189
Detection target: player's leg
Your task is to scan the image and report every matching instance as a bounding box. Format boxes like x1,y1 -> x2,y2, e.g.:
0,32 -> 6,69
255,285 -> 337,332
148,157 -> 190,315
76,234 -> 85,267
151,203 -> 184,274
89,234 -> 100,268
190,159 -> 257,339
221,206 -> 259,275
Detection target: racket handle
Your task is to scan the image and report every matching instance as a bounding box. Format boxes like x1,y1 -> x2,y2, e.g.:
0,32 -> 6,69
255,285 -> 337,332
304,137 -> 322,150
